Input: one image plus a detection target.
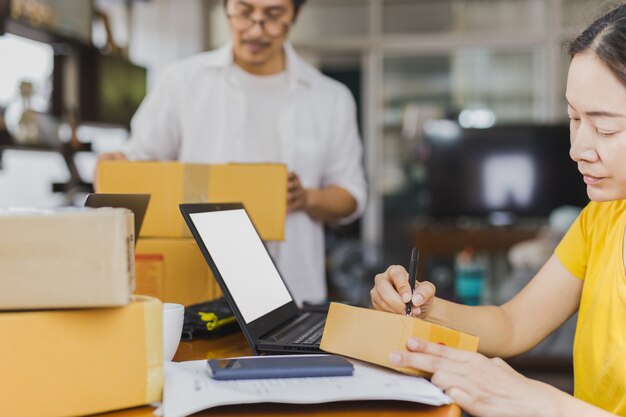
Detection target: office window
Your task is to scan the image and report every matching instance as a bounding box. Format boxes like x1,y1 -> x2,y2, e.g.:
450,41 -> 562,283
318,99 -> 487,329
0,34 -> 52,109
381,49 -> 536,194
0,33 -> 53,139
291,0 -> 370,42
562,0 -> 617,33
383,0 -> 546,35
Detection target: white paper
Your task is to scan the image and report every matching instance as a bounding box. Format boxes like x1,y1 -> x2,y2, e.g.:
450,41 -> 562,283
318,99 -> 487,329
160,357 -> 452,417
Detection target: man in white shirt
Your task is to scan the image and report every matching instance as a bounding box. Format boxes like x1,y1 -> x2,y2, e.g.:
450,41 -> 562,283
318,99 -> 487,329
100,0 -> 367,305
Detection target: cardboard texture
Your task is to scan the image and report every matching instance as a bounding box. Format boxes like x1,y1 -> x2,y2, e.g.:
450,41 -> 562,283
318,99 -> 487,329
0,296 -> 163,417
135,238 -> 221,306
320,303 -> 479,377
96,161 -> 288,240
0,208 -> 134,310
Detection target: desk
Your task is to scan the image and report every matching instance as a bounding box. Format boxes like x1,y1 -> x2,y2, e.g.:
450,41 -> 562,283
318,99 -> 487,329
97,332 -> 461,417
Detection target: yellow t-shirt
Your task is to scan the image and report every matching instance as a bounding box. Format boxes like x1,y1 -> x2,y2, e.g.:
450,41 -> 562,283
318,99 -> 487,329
555,200 -> 626,415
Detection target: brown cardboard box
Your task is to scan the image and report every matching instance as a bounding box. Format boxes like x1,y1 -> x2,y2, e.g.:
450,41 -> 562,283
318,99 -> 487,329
135,238 -> 221,306
0,208 -> 134,310
96,161 -> 288,240
320,303 -> 479,377
0,296 -> 163,417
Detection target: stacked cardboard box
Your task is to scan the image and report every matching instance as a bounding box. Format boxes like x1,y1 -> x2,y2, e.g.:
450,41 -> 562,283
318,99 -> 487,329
0,209 -> 163,416
0,296 -> 163,417
96,161 -> 288,240
96,161 -> 286,306
135,238 -> 222,306
0,208 -> 135,309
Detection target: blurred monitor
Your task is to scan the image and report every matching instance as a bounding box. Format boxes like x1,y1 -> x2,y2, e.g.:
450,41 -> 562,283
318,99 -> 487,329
84,193 -> 150,242
424,124 -> 589,221
78,47 -> 147,127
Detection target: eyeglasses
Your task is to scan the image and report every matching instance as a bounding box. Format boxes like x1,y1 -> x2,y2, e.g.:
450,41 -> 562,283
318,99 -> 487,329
227,13 -> 291,37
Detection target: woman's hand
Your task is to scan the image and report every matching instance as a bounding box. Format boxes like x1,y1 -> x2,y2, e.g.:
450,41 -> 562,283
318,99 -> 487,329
390,338 -> 565,417
370,265 -> 436,319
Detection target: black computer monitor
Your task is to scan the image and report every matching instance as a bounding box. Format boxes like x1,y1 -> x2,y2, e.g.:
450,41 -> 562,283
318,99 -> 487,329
424,124 -> 589,220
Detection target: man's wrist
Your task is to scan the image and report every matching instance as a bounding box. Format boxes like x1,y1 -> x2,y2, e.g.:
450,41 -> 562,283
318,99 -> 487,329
303,188 -> 317,214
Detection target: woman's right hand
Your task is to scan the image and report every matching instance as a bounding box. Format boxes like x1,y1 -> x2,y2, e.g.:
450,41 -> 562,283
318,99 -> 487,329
370,265 -> 436,319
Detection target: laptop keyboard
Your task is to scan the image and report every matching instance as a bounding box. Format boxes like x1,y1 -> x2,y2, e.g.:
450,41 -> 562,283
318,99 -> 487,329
270,313 -> 326,346
292,319 -> 325,345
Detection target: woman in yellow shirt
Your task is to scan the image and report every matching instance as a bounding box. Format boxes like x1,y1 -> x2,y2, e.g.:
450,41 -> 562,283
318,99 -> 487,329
370,5 -> 626,417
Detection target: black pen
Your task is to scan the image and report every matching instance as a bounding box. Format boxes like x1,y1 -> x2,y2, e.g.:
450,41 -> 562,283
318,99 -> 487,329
405,248 -> 419,316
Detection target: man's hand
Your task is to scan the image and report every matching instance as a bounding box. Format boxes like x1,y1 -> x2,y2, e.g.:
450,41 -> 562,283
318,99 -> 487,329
370,265 -> 436,319
287,172 -> 307,213
286,171 -> 357,221
98,152 -> 128,161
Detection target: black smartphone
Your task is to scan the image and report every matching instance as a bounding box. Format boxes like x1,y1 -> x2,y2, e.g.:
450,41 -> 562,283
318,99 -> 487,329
206,354 -> 354,380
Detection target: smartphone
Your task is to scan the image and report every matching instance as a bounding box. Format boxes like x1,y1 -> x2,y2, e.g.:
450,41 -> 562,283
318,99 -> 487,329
206,354 -> 354,380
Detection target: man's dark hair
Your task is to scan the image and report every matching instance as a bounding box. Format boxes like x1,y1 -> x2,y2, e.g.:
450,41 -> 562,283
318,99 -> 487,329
223,0 -> 307,20
569,3 -> 626,86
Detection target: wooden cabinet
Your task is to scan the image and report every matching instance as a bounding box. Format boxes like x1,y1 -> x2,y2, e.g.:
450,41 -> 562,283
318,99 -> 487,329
414,226 -> 539,259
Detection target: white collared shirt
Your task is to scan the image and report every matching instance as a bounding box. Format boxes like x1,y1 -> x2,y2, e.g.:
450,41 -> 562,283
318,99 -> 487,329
124,43 -> 367,305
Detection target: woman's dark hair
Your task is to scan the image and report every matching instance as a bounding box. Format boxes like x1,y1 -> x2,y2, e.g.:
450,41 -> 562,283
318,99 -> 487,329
569,3 -> 626,86
223,0 -> 307,20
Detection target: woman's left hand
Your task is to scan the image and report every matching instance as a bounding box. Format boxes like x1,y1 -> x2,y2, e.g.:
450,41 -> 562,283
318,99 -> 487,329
390,338 -> 563,417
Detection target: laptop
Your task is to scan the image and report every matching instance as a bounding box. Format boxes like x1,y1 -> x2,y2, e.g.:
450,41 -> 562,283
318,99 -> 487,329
179,203 -> 327,355
84,193 -> 150,244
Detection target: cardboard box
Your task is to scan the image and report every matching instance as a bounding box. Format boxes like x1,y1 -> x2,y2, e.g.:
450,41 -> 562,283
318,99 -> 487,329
320,303 -> 479,377
96,161 -> 288,240
0,208 -> 134,310
135,238 -> 221,306
0,296 -> 163,417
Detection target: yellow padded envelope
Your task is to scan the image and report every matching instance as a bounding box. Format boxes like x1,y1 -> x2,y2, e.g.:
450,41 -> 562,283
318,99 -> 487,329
0,296 -> 163,417
320,302 -> 479,377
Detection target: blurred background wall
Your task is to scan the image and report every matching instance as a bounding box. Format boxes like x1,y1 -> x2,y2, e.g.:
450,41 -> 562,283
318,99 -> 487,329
0,0 -> 612,302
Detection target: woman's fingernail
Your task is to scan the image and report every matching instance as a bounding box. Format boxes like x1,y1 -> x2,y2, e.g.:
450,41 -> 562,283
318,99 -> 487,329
401,292 -> 411,303
413,294 -> 424,305
407,339 -> 419,350
389,353 -> 402,364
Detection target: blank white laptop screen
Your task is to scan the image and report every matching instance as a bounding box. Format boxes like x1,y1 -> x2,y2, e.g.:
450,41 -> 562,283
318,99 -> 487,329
189,209 -> 292,323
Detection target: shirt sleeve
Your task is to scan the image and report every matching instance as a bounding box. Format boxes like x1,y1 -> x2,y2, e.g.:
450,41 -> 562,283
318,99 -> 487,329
554,203 -> 592,280
321,84 -> 368,225
123,64 -> 182,161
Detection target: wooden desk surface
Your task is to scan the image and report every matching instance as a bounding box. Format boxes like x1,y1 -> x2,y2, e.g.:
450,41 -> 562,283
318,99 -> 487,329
97,332 -> 461,417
